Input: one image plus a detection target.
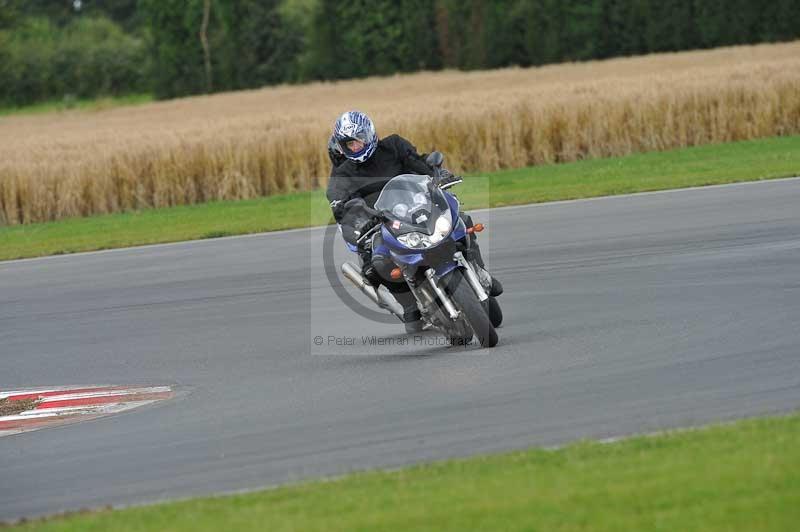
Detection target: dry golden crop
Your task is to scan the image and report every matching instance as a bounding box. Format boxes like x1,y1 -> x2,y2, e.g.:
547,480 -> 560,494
1,41 -> 799,225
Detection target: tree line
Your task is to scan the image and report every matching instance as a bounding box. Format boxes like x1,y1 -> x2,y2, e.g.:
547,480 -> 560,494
1,0 -> 798,107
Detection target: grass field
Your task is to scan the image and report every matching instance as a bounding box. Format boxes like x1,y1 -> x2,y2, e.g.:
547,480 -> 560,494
1,41 -> 799,224
1,134 -> 798,262
12,413 -> 800,531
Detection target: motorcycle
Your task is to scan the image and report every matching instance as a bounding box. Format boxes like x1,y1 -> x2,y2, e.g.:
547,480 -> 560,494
339,153 -> 502,348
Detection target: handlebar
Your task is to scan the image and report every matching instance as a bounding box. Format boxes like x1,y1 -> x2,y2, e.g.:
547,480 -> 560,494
439,177 -> 463,190
356,221 -> 381,245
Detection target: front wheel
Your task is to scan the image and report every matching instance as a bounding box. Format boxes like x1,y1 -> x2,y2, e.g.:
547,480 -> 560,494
444,269 -> 498,348
484,296 -> 503,328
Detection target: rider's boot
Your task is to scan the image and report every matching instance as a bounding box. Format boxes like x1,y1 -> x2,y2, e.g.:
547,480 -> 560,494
476,265 -> 503,297
394,290 -> 423,333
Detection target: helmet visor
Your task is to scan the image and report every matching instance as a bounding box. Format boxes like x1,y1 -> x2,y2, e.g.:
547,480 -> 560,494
337,129 -> 372,158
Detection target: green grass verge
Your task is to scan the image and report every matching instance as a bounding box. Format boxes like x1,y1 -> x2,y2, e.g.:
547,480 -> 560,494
13,413 -> 800,531
0,94 -> 153,117
2,135 -> 799,261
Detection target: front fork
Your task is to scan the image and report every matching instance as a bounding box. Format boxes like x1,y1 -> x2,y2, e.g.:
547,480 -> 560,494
453,251 -> 489,302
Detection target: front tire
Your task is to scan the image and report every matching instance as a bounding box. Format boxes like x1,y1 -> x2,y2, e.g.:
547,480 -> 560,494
444,270 -> 498,348
484,296 -> 503,328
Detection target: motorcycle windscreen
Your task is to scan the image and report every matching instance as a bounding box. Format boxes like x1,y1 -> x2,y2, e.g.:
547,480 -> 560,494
374,174 -> 449,235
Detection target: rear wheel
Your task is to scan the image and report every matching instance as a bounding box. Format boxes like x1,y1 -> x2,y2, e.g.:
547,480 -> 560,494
444,269 -> 498,348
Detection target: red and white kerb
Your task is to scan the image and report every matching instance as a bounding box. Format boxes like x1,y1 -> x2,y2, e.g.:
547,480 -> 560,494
0,385 -> 173,437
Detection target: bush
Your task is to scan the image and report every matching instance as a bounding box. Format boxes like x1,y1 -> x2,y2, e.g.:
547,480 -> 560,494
0,16 -> 148,107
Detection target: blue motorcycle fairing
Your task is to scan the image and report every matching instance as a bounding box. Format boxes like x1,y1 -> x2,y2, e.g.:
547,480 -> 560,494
341,186 -> 466,278
443,191 -> 469,242
381,191 -> 461,250
381,190 -> 464,277
391,250 -> 425,266
373,238 -> 391,258
453,218 -> 467,241
434,261 -> 458,277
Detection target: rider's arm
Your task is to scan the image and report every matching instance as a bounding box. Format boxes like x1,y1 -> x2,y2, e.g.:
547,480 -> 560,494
326,169 -> 351,223
385,134 -> 436,176
388,134 -> 461,187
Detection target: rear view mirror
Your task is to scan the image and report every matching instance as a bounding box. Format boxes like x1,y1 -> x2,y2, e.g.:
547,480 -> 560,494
426,151 -> 444,168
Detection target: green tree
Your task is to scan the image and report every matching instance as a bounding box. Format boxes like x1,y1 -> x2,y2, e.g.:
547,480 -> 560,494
77,0 -> 141,31
484,0 -> 530,67
0,15 -> 147,106
562,0 -> 602,61
140,0 -> 306,97
0,0 -> 23,29
225,0 -> 304,87
760,0 -> 800,41
7,0 -> 76,25
307,0 -> 439,80
521,0 -> 566,65
5,0 -> 800,106
138,0 -> 218,98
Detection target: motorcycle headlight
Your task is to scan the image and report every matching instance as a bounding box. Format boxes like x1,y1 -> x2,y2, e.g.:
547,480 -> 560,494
430,213 -> 452,244
396,213 -> 453,248
397,232 -> 432,249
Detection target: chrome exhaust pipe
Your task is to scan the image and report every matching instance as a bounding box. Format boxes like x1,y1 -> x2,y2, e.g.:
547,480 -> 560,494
341,262 -> 404,318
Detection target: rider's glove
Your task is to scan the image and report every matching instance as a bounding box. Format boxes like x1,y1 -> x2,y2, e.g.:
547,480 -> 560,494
340,214 -> 376,247
436,168 -> 462,188
339,197 -> 379,246
354,215 -> 377,238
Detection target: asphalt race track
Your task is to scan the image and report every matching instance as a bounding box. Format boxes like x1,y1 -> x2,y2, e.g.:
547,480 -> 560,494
2,178 -> 799,521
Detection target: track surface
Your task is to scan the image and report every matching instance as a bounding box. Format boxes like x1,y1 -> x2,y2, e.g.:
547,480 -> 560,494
2,179 -> 799,521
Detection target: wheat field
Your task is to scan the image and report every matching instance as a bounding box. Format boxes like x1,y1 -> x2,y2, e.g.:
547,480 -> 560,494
1,41 -> 799,225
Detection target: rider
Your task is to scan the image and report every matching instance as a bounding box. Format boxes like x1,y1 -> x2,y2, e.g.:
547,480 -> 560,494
326,111 -> 499,332
327,134 -> 347,170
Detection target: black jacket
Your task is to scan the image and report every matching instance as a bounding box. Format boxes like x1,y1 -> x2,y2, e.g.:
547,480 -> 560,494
327,134 -> 433,223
